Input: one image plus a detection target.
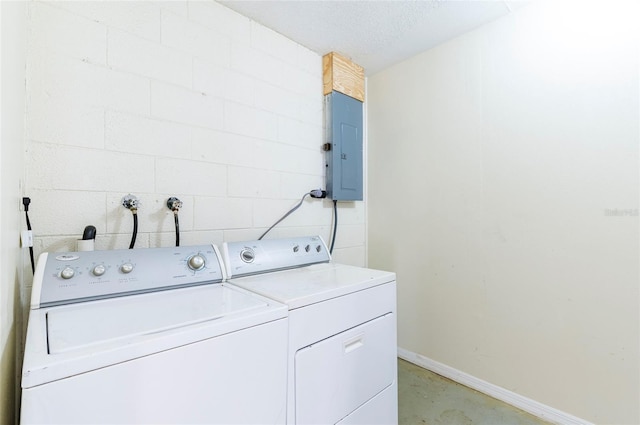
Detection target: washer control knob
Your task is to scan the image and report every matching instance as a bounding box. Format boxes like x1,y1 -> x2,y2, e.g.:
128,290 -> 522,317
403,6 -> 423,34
92,264 -> 106,276
120,263 -> 134,274
305,244 -> 311,252
316,245 -> 322,253
240,248 -> 255,263
293,245 -> 300,253
60,267 -> 75,279
188,254 -> 206,271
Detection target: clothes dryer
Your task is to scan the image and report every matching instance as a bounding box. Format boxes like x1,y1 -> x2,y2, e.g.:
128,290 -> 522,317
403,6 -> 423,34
223,236 -> 398,425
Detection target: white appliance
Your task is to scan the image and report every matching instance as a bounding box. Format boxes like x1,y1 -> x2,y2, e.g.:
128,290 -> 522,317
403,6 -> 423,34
223,236 -> 398,425
21,245 -> 288,424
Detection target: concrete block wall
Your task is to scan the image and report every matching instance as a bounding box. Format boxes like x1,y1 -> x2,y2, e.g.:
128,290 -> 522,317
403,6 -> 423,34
24,1 -> 366,270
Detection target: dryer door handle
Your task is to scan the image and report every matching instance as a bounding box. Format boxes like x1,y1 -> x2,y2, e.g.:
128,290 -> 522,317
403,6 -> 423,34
343,334 -> 365,354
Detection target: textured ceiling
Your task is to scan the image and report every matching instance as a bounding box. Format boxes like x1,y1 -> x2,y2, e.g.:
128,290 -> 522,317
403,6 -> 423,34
219,1 -> 528,75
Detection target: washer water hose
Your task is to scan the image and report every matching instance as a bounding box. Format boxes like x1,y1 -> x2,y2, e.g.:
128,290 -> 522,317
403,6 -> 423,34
122,195 -> 139,249
82,225 -> 97,241
129,211 -> 138,249
167,197 -> 182,247
77,225 -> 97,251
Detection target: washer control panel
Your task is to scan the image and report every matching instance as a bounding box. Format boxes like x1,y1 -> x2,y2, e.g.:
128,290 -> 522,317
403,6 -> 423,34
223,236 -> 330,278
34,245 -> 224,308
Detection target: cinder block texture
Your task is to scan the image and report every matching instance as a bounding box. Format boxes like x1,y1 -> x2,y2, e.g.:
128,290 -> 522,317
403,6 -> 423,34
24,1 -> 365,266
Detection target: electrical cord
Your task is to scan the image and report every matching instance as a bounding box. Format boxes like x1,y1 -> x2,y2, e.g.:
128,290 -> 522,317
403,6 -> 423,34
22,197 -> 35,274
259,192 -> 312,240
258,192 -> 309,240
330,200 -> 338,254
258,189 -> 327,240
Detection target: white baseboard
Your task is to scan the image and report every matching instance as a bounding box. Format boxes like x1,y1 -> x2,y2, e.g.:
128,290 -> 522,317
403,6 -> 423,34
397,347 -> 593,425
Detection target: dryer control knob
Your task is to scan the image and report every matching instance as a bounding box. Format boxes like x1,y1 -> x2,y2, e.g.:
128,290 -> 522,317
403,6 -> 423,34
60,267 -> 75,279
240,248 -> 255,263
120,263 -> 134,274
188,254 -> 206,271
92,264 -> 106,276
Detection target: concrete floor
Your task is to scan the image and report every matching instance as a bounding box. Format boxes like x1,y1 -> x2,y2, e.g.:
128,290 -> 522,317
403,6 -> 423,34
398,359 -> 553,425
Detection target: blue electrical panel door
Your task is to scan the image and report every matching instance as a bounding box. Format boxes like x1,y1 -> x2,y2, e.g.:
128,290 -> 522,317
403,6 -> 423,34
325,91 -> 363,201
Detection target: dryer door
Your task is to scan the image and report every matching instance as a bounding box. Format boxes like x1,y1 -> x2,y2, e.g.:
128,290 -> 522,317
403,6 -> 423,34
294,313 -> 396,425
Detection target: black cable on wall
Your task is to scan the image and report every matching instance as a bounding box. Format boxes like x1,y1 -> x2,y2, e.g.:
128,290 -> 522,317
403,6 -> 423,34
329,200 -> 338,254
22,197 -> 35,274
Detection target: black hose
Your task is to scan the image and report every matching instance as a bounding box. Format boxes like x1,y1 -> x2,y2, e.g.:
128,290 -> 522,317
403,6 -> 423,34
129,211 -> 138,249
82,225 -> 96,240
174,212 -> 180,247
25,210 -> 35,274
330,200 -> 338,254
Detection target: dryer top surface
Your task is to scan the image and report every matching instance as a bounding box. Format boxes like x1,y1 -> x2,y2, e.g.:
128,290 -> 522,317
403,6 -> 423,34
227,262 -> 395,309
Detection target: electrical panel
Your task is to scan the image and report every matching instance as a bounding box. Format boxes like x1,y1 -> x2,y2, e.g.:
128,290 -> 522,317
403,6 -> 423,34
324,90 -> 363,201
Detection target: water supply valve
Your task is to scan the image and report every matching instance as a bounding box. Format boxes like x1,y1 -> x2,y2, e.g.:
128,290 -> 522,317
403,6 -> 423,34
122,194 -> 139,212
167,197 -> 183,212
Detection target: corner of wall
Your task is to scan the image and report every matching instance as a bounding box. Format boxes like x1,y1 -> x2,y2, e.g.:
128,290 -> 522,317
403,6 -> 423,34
1,1 -> 28,424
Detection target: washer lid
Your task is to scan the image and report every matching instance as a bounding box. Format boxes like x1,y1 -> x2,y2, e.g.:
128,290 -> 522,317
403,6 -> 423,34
47,284 -> 268,353
22,284 -> 287,388
228,263 -> 396,310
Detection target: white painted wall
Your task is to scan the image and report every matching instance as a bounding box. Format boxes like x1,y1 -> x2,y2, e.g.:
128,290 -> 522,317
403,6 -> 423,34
368,2 -> 639,424
9,1 -> 365,422
1,2 -> 27,424
24,2 -> 365,265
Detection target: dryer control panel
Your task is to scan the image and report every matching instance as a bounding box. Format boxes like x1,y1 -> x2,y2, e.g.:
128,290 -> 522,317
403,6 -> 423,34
33,245 -> 225,308
223,236 -> 331,278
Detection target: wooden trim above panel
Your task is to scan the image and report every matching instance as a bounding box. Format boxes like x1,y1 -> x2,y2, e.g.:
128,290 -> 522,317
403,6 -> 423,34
323,52 -> 365,102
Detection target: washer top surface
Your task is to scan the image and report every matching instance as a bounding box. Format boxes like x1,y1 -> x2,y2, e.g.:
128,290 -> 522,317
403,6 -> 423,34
23,284 -> 287,388
47,283 -> 269,354
22,244 -> 288,389
228,262 -> 395,309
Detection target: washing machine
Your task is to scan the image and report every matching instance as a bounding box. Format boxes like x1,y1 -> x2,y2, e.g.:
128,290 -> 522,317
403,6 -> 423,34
20,244 -> 288,424
222,236 -> 398,425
